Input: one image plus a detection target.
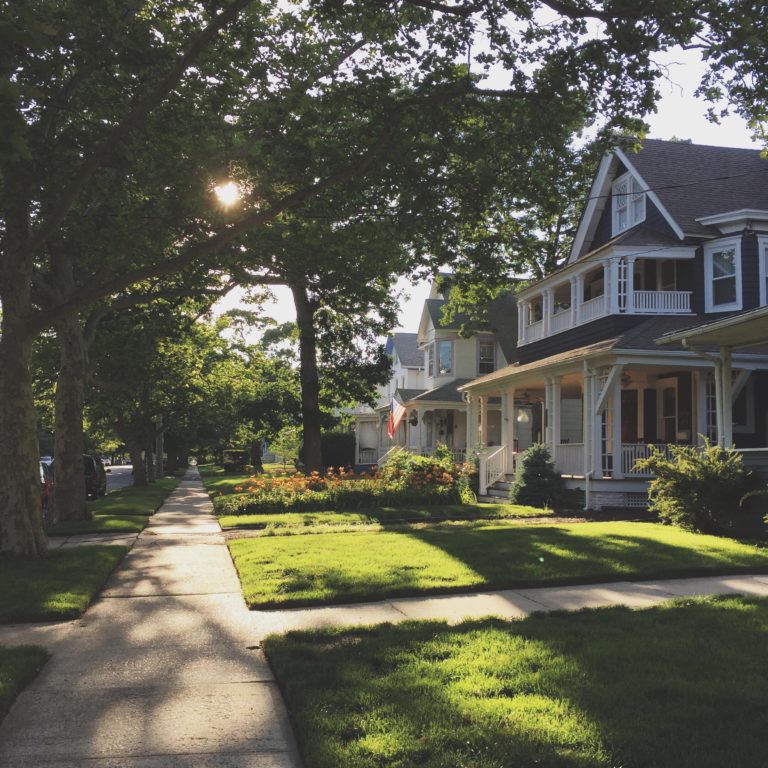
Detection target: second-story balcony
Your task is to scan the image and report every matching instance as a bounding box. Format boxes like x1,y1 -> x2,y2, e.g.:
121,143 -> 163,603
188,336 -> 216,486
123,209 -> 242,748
517,251 -> 695,346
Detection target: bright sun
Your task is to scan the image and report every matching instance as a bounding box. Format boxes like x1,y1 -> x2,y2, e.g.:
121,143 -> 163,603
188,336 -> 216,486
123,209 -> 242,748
213,180 -> 241,207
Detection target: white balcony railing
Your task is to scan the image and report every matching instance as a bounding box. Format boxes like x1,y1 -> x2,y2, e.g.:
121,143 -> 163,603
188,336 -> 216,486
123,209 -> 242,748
555,443 -> 585,476
621,443 -> 674,475
633,290 -> 691,314
550,310 -> 572,333
526,319 -> 544,342
580,294 -> 606,323
358,448 -> 378,464
417,446 -> 467,464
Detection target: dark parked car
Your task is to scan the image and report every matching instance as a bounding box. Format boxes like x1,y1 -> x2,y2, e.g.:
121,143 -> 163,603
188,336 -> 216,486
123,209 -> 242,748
84,454 -> 108,499
39,461 -> 55,523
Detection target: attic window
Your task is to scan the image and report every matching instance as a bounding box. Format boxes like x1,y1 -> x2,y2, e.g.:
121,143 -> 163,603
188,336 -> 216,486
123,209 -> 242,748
612,173 -> 645,235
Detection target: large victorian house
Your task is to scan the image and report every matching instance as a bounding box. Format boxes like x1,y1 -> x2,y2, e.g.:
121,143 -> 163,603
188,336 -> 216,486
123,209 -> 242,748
462,139 -> 768,507
354,278 -> 519,464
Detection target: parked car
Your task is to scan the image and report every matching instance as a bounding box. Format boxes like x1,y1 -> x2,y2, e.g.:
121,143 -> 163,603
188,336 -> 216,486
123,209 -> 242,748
100,456 -> 112,467
40,455 -> 53,465
84,454 -> 109,499
39,461 -> 55,523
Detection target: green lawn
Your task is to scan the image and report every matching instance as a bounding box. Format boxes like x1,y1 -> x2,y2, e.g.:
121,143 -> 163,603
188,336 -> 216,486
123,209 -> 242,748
0,546 -> 127,623
0,645 -> 49,720
229,521 -> 768,608
47,476 -> 181,535
198,465 -> 258,496
265,594 -> 768,768
218,502 -> 551,532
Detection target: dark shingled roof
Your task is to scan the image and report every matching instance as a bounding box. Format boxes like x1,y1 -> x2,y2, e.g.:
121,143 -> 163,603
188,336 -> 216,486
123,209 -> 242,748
386,332 -> 423,368
396,388 -> 427,402
628,139 -> 768,237
425,299 -> 483,331
409,379 -> 473,404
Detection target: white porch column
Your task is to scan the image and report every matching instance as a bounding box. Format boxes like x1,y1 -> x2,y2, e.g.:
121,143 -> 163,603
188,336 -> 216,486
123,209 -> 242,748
582,366 -> 593,508
693,371 -> 708,444
574,274 -> 584,325
720,346 -> 734,447
465,396 -> 477,452
506,388 -> 517,472
611,374 -> 623,479
479,395 -> 489,447
625,256 -> 636,314
592,370 -> 604,480
551,376 -> 562,463
417,407 -> 426,453
518,302 -> 529,344
605,259 -> 619,314
542,289 -> 553,336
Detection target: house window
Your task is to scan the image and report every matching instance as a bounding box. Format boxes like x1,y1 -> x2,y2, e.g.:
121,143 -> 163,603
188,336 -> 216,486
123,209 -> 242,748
759,235 -> 768,306
612,173 -> 645,235
428,344 -> 435,377
436,340 -> 453,376
478,340 -> 495,374
704,238 -> 742,312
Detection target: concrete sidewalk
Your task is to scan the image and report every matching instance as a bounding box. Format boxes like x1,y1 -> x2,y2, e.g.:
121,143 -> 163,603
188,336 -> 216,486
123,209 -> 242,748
251,573 -> 768,638
0,471 -> 301,768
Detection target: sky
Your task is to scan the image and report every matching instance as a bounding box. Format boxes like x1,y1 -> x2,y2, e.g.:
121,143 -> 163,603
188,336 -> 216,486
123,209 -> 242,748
214,46 -> 761,336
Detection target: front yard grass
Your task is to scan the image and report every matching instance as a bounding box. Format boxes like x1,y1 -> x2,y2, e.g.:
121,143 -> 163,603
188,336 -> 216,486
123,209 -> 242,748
47,476 -> 181,536
265,594 -> 768,768
229,521 -> 768,608
0,546 -> 127,623
0,645 -> 49,721
218,502 -> 552,532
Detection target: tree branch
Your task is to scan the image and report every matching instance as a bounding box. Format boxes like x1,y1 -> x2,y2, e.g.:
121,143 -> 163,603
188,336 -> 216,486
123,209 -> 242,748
401,0 -> 483,18
24,0 -> 256,257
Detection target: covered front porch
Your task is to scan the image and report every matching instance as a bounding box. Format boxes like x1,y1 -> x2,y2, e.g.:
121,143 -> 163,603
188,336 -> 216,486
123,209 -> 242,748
462,347 -> 768,507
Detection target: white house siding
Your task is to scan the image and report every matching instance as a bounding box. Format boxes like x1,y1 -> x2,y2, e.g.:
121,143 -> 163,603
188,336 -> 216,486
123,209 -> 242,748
560,399 -> 583,444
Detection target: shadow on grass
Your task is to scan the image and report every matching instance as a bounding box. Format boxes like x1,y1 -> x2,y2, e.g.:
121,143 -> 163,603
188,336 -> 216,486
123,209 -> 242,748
266,595 -> 768,768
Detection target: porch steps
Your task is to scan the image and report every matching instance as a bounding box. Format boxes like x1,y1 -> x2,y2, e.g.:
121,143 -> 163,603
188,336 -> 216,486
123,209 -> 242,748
480,473 -> 516,502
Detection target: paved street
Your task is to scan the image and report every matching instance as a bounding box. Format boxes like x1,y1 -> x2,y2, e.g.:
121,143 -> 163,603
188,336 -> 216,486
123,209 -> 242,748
106,464 -> 136,493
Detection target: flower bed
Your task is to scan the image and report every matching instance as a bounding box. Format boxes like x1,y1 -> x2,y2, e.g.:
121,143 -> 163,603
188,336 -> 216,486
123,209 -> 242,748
213,448 -> 475,516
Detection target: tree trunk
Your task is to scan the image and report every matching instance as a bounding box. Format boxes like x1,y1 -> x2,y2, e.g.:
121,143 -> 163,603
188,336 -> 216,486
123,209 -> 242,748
0,326 -> 47,556
0,179 -> 47,555
290,283 -> 323,473
53,315 -> 90,521
155,418 -> 165,478
130,445 -> 147,485
250,443 -> 264,474
146,442 -> 156,483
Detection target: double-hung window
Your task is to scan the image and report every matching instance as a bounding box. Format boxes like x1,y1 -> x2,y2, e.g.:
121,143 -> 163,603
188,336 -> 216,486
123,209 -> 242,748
436,339 -> 453,376
704,237 -> 742,312
612,173 -> 645,235
428,344 -> 435,377
759,235 -> 768,306
478,340 -> 495,375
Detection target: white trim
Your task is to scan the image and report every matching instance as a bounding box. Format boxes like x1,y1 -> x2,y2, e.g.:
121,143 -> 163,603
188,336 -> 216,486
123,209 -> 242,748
615,148 -> 685,240
697,208 -> 768,234
703,236 -> 742,313
568,153 -> 614,264
758,234 -> 768,306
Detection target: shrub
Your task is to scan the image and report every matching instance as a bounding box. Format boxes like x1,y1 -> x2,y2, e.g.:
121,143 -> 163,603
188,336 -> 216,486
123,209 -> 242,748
509,444 -> 564,510
212,446 -> 475,515
634,441 -> 762,535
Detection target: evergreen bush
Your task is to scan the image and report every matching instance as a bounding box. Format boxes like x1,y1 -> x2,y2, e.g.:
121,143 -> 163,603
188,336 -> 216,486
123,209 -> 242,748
508,443 -> 565,510
634,440 -> 762,535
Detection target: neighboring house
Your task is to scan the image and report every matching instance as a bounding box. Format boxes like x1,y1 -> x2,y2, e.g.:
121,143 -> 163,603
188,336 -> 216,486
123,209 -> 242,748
461,139 -> 768,507
355,277 -> 519,464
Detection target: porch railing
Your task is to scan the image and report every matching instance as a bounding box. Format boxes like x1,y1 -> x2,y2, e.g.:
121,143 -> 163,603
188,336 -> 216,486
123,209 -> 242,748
526,319 -> 544,342
621,443 -> 674,475
580,294 -> 606,323
633,290 -> 691,314
550,310 -> 572,334
479,444 -> 508,496
555,443 -> 585,476
417,447 -> 467,464
358,448 -> 378,464
377,446 -> 401,465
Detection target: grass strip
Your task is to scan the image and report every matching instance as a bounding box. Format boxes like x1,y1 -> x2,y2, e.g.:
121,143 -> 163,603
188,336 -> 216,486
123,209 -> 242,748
198,463 -> 287,496
0,645 -> 49,721
218,502 -> 551,532
230,521 -> 768,608
265,594 -> 768,768
48,476 -> 181,535
0,546 -> 127,623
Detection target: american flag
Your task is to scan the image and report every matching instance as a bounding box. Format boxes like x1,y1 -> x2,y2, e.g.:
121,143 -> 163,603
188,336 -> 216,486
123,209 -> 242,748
387,398 -> 407,439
